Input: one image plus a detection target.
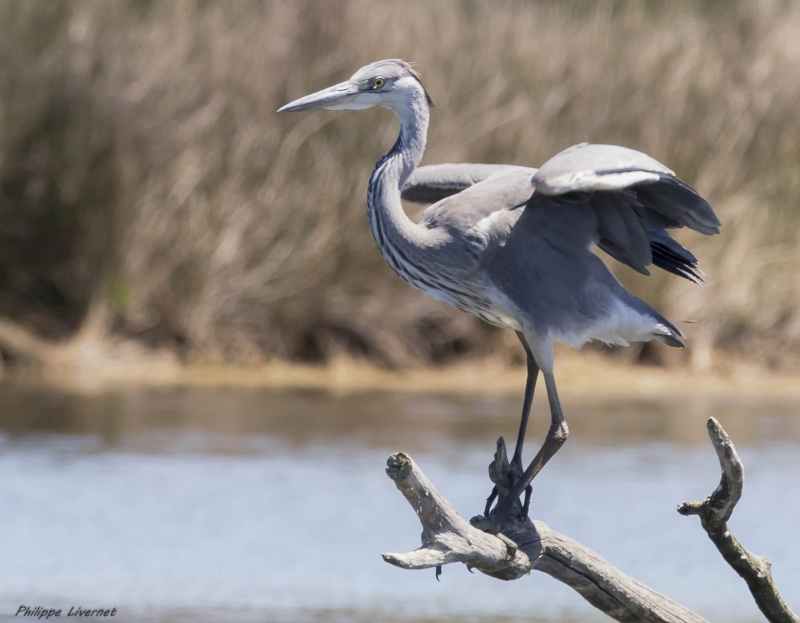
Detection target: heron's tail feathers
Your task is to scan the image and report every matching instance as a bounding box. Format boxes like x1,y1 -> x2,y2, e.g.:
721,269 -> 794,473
652,322 -> 685,348
624,292 -> 686,348
648,305 -> 685,348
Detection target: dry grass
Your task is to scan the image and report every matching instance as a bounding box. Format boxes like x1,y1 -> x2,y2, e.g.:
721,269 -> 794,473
1,0 -> 799,369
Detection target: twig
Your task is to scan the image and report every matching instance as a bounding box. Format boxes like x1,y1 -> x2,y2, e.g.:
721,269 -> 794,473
383,443 -> 708,623
678,417 -> 799,623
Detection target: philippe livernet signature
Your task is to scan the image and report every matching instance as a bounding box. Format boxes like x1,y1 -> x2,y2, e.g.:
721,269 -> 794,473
15,606 -> 117,619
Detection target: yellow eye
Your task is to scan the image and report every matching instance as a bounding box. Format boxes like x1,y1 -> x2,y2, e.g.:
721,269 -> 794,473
373,77 -> 385,89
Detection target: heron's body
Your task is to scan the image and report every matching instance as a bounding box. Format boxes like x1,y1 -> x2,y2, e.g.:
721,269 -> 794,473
279,60 -> 720,522
400,165 -> 679,351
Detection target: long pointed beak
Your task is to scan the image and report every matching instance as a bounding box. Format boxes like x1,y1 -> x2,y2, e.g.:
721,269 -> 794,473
277,80 -> 359,112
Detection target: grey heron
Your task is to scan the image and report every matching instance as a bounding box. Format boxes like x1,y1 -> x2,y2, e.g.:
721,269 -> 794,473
278,60 -> 719,525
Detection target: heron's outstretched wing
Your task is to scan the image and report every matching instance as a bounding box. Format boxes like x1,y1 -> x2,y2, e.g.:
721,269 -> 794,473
525,143 -> 720,282
402,163 -> 536,204
414,167 -> 535,237
407,145 -> 718,283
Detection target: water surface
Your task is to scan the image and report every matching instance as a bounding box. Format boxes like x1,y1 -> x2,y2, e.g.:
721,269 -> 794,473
0,385 -> 797,622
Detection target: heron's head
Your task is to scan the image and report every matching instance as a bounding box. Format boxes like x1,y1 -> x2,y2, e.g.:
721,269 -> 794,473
277,59 -> 434,115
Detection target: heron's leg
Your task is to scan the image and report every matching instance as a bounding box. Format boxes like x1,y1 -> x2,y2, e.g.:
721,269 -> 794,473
493,370 -> 569,522
485,333 -> 539,516
511,332 -> 539,471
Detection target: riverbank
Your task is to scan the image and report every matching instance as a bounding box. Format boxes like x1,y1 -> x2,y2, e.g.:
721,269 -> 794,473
8,343 -> 799,401
155,353 -> 800,400
3,310 -> 798,399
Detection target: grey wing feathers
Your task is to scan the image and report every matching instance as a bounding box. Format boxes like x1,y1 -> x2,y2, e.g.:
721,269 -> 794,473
530,143 -> 720,282
593,191 -> 652,274
404,145 -> 718,284
402,163 -> 536,204
416,168 -> 536,234
533,143 -> 674,186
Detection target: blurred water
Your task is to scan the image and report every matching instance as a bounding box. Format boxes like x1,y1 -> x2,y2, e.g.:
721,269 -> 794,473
0,385 -> 797,623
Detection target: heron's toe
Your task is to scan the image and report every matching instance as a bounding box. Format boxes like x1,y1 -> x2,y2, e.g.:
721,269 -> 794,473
469,513 -> 501,535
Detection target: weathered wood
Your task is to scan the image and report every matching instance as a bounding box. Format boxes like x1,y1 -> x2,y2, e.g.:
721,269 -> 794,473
382,451 -> 532,581
678,417 -> 799,623
383,442 -> 708,623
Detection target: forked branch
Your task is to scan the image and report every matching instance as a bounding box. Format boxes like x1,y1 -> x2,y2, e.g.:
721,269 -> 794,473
382,442 -> 707,623
383,422 -> 798,623
678,418 -> 799,623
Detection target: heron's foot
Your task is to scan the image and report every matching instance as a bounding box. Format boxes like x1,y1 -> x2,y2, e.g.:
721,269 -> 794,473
470,512 -> 501,534
483,461 -> 531,515
477,438 -> 532,530
473,486 -> 531,535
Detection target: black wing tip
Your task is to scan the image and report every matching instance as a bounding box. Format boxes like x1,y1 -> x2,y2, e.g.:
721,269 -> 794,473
651,241 -> 706,284
653,259 -> 705,284
658,175 -> 721,233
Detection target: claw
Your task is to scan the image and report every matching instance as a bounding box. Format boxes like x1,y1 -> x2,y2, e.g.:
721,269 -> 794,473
484,486 -> 498,516
497,533 -> 518,559
435,565 -> 443,581
522,484 -> 532,517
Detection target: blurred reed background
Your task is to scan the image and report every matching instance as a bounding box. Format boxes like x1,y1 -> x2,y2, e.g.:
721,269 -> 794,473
1,0 -> 799,372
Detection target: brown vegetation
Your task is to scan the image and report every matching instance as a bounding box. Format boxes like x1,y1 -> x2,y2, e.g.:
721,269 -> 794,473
1,0 -> 799,370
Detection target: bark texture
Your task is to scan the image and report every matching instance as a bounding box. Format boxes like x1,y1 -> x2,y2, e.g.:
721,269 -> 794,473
678,417 -> 799,623
383,440 -> 708,623
383,421 -> 798,623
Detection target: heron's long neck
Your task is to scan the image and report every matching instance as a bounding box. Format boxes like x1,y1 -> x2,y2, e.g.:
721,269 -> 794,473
367,93 -> 433,261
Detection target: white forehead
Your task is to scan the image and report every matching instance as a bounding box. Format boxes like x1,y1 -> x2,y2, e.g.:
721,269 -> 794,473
350,59 -> 414,83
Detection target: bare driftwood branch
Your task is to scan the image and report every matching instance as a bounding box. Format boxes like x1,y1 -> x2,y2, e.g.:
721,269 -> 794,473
383,442 -> 708,623
678,417 -> 799,623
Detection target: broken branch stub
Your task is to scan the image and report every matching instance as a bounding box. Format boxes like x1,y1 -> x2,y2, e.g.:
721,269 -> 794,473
382,452 -> 533,580
678,417 -> 799,623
